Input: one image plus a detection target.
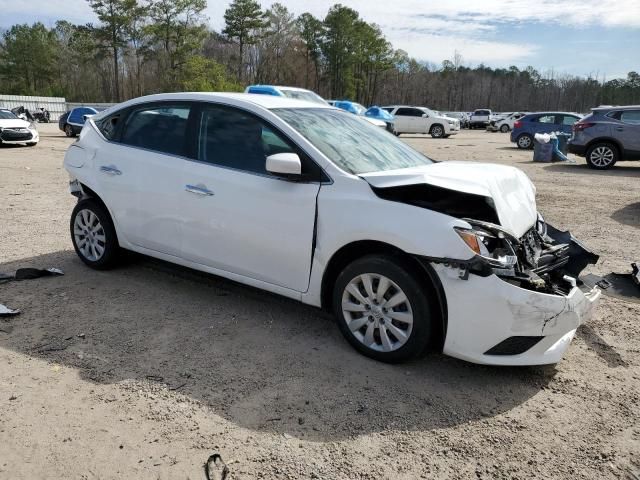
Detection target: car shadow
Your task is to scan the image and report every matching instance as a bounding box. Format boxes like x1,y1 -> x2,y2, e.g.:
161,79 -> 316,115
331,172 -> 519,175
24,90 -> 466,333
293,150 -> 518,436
611,202 -> 640,228
543,162 -> 640,177
0,250 -> 554,442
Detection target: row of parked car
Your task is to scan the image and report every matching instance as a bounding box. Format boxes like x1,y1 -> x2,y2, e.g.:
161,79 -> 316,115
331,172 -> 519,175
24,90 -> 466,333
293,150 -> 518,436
244,85 -> 461,139
56,85 -> 640,171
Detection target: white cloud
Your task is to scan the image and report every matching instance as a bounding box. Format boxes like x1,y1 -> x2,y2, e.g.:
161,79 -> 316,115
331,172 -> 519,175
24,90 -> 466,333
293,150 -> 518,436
2,0 -> 638,67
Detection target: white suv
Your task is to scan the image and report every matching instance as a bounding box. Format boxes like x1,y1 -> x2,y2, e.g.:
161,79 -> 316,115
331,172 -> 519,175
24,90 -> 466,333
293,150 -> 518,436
382,106 -> 460,138
63,93 -> 600,365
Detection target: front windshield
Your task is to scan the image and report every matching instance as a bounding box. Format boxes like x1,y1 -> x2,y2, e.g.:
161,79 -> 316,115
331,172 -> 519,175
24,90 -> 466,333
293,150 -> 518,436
274,108 -> 433,174
279,89 -> 327,105
0,110 -> 18,120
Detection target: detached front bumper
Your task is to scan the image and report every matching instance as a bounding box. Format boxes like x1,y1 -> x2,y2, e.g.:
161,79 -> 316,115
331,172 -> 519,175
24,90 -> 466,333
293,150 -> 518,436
434,264 -> 600,365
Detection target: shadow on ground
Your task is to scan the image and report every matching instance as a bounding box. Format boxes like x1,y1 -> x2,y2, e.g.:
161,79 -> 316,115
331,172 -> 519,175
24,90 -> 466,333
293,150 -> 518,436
611,202 -> 640,229
544,162 -> 640,177
0,250 -> 555,442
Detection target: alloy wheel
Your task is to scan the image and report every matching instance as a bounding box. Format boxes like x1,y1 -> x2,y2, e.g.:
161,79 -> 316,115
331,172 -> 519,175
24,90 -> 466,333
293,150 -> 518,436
73,209 -> 106,261
589,146 -> 615,167
432,126 -> 443,137
518,135 -> 532,148
341,273 -> 414,352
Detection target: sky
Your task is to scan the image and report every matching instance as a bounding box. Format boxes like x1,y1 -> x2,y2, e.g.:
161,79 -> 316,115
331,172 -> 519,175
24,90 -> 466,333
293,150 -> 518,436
1,0 -> 638,79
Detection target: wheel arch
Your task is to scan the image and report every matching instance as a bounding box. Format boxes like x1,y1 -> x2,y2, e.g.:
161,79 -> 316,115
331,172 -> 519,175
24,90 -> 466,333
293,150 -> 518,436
429,122 -> 444,134
320,240 -> 448,351
585,137 -> 623,156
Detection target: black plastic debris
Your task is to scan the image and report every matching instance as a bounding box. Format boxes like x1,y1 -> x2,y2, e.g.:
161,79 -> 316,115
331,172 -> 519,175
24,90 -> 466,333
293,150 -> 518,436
1,267 -> 64,317
582,264 -> 640,304
204,453 -> 229,480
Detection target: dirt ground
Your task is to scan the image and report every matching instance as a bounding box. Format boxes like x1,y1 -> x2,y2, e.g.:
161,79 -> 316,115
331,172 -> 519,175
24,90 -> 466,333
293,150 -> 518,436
1,123 -> 639,480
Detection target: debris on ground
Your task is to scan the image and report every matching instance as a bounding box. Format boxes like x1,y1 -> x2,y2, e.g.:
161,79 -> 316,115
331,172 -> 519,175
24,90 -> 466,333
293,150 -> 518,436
204,453 -> 229,480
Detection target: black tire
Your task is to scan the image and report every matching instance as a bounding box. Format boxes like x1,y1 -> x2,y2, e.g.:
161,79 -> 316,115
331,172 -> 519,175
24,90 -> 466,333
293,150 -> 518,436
516,133 -> 533,149
500,124 -> 510,133
394,131 -> 401,137
70,199 -> 120,269
586,142 -> 618,170
332,255 -> 433,363
430,124 -> 445,138
64,124 -> 76,137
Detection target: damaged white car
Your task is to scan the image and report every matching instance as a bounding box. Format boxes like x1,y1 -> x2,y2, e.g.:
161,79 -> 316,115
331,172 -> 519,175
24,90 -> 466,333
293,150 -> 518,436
63,93 -> 600,365
0,108 -> 39,146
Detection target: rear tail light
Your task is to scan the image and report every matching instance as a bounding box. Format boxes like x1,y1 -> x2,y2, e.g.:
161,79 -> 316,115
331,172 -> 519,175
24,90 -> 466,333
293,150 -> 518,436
573,121 -> 595,132
513,120 -> 522,129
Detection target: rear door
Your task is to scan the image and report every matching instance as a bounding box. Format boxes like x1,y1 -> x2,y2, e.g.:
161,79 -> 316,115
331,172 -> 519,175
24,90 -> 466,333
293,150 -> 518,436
93,102 -> 193,256
617,110 -> 640,153
533,114 -> 559,134
179,103 -> 322,292
393,108 -> 413,132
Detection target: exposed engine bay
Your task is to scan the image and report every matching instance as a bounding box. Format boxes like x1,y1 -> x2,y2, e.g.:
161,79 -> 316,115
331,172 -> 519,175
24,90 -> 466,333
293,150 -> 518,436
457,217 -> 599,295
368,181 -> 598,296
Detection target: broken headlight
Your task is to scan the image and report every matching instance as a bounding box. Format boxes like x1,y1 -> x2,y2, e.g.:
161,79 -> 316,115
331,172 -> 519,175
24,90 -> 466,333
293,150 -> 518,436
454,225 -> 518,270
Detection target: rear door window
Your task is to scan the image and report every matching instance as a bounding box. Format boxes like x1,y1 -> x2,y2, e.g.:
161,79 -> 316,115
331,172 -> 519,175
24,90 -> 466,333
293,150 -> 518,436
537,115 -> 556,124
561,115 -> 580,126
620,110 -> 640,125
396,108 -> 422,117
120,103 -> 191,156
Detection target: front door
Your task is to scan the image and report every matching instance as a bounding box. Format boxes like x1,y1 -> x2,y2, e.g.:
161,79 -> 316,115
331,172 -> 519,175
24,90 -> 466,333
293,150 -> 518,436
180,104 -> 321,292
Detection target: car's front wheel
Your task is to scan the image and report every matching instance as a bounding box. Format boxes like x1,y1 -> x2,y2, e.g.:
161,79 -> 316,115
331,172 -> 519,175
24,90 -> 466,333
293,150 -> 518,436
516,133 -> 533,149
430,124 -> 445,138
333,255 -> 433,363
586,142 -> 618,169
500,124 -> 510,133
70,199 -> 120,269
64,124 -> 75,137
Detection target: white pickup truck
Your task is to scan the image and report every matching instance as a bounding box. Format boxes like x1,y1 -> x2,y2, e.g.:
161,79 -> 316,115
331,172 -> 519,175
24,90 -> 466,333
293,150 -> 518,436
469,109 -> 492,129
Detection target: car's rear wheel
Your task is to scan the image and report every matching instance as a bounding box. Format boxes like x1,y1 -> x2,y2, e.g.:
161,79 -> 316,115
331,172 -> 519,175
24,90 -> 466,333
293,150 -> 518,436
332,255 -> 432,363
70,199 -> 120,269
500,124 -> 510,133
586,142 -> 618,169
430,124 -> 445,138
64,124 -> 75,137
516,133 -> 533,149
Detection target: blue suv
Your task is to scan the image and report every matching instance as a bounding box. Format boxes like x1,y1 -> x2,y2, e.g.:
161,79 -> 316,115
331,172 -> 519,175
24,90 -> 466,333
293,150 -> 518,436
510,112 -> 582,149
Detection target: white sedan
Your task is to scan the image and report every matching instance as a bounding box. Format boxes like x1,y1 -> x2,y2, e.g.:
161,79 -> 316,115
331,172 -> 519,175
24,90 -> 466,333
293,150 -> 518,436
0,108 -> 39,146
63,93 -> 600,365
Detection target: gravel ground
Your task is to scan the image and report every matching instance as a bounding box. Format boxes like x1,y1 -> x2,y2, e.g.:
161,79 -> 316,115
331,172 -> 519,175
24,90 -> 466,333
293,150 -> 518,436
1,123 -> 639,479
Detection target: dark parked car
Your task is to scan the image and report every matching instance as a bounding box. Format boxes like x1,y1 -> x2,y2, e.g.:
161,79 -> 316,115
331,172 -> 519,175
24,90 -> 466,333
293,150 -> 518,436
510,112 -> 582,149
568,105 -> 640,169
59,107 -> 98,137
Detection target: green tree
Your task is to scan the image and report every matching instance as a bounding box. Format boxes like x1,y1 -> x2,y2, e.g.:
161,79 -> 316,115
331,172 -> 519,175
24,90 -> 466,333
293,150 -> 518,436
297,12 -> 324,89
322,4 -> 360,98
222,0 -> 266,81
147,0 -> 208,89
88,0 -> 138,101
0,23 -> 59,94
177,55 -> 241,91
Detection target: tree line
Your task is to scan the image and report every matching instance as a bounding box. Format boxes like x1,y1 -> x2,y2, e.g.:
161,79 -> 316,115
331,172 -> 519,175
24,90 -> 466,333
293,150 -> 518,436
0,0 -> 638,112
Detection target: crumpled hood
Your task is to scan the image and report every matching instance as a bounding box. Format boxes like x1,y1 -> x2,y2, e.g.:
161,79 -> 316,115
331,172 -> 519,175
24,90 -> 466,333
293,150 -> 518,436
360,161 -> 538,238
0,119 -> 31,129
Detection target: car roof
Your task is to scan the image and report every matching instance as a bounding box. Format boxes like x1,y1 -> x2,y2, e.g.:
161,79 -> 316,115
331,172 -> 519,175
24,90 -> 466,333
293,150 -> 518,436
99,92 -> 333,115
524,111 -> 581,116
592,105 -> 640,111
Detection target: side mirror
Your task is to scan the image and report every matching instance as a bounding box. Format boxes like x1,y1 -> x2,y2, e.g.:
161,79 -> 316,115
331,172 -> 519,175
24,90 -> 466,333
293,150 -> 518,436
266,153 -> 302,177
422,113 -> 428,118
